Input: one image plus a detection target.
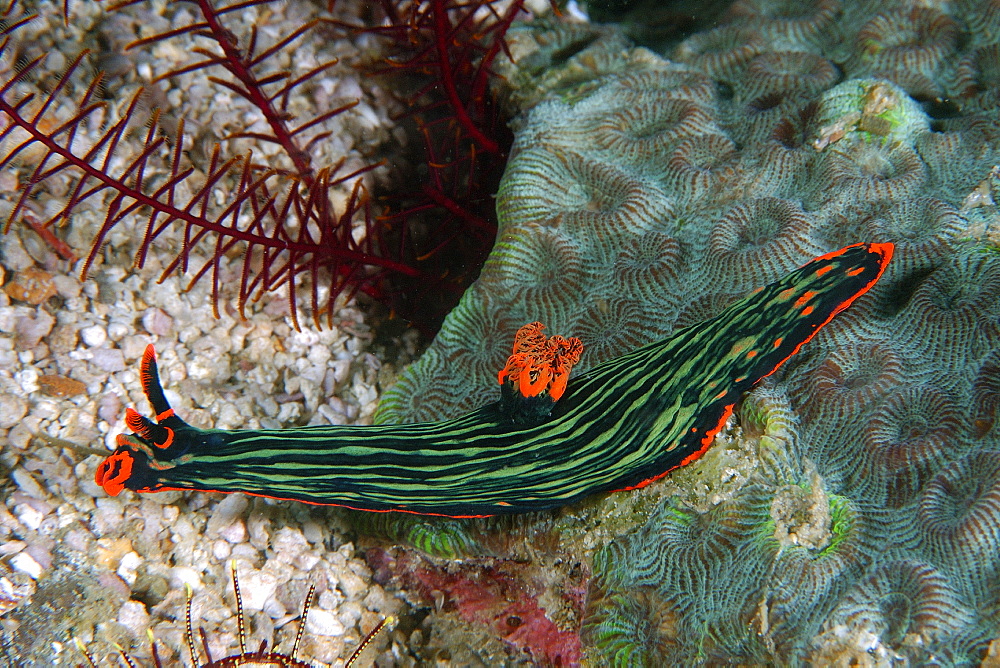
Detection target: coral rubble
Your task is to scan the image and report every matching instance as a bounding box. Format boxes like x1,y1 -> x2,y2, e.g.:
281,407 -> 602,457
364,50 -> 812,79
378,2 -> 1000,663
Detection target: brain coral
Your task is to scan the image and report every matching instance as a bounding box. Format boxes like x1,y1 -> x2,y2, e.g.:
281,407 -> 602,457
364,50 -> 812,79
376,5 -> 1000,664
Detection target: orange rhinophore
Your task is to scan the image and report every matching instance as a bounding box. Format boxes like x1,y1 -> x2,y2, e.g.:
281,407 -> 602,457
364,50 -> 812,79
498,322 -> 584,402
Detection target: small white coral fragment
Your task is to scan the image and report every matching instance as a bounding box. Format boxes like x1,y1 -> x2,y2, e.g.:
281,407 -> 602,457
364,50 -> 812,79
0,566 -> 35,616
962,165 -> 999,210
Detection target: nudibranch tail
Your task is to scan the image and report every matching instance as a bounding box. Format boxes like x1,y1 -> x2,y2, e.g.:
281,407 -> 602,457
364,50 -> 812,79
94,243 -> 893,517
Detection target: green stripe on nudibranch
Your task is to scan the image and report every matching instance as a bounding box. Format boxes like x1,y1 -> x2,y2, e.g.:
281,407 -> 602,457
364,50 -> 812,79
95,243 -> 893,517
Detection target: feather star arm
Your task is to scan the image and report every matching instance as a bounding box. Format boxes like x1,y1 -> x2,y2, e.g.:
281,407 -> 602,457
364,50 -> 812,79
95,243 -> 893,517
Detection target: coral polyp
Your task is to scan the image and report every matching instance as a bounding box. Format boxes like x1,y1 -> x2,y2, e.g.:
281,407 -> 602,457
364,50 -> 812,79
586,487 -> 782,663
794,339 -> 905,422
917,451 -> 1000,606
706,197 -> 823,291
817,142 -> 928,204
895,252 -> 1000,360
953,43 -> 1000,103
739,52 -> 839,103
662,134 -> 742,201
971,350 -> 1000,438
853,7 -> 959,98
672,26 -> 765,82
571,298 -> 657,363
591,97 -> 715,165
725,0 -> 841,45
862,198 -> 965,278
582,587 -> 680,665
479,224 -> 587,322
432,290 -> 521,385
615,67 -> 717,106
497,148 -> 674,244
812,559 -> 978,663
612,231 -> 684,304
851,387 -> 963,507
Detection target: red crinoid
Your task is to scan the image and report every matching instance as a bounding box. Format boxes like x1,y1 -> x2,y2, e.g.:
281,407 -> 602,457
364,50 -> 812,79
0,0 -> 525,332
329,0 -> 527,327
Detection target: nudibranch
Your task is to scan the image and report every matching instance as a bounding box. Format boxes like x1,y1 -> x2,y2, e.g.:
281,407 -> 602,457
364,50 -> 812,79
95,243 -> 892,517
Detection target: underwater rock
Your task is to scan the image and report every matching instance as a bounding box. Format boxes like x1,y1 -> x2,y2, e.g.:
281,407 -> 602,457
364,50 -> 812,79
377,3 -> 1000,664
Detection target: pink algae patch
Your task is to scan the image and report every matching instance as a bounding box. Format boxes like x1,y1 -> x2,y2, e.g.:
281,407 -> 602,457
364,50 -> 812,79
367,547 -> 584,665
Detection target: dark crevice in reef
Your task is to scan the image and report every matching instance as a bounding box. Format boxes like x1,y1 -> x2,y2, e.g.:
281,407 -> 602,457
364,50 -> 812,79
880,266 -> 939,318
